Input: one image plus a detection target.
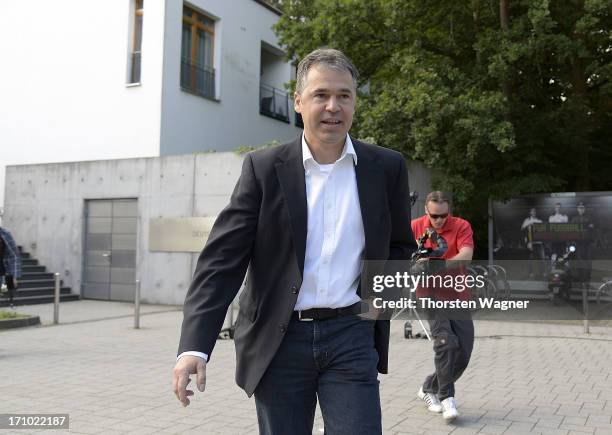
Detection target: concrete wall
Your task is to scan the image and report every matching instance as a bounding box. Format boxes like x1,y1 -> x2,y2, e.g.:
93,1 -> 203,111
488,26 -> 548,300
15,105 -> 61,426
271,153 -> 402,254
159,0 -> 303,155
3,153 -> 243,305
3,151 -> 431,305
0,0 -> 165,208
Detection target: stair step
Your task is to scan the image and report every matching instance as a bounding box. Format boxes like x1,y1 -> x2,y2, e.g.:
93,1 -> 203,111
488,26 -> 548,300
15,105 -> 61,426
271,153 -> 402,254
21,259 -> 39,266
18,279 -> 61,289
15,287 -> 72,297
0,294 -> 80,307
22,265 -> 46,273
8,250 -> 78,307
20,272 -> 55,280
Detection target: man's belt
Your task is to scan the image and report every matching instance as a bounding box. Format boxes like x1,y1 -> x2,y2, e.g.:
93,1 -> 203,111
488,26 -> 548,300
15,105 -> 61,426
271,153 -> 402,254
292,301 -> 364,321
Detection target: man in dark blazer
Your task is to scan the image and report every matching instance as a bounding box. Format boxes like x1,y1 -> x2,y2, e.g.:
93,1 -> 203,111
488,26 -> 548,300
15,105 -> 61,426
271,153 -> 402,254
173,48 -> 416,434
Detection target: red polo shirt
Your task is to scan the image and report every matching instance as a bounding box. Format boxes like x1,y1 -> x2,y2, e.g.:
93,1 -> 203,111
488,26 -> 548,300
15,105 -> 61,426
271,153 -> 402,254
411,214 -> 474,300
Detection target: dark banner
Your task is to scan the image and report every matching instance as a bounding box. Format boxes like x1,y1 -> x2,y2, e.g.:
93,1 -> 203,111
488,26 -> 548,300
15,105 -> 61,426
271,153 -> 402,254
491,192 -> 612,264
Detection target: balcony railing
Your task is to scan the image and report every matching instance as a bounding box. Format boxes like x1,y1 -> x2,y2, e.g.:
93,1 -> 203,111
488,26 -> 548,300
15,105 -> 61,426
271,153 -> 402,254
259,83 -> 289,123
181,58 -> 215,99
129,51 -> 141,84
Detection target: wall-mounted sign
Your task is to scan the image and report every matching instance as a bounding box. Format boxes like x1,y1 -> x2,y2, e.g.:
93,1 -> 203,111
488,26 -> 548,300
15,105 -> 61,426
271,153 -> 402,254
149,217 -> 217,252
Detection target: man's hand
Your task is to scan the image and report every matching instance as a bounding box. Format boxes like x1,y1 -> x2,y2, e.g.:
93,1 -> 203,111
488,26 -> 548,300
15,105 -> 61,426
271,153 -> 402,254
172,355 -> 206,407
12,277 -> 18,288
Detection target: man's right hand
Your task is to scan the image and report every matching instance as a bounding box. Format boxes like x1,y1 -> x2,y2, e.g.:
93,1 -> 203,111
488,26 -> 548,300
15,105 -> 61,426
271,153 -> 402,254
172,355 -> 206,407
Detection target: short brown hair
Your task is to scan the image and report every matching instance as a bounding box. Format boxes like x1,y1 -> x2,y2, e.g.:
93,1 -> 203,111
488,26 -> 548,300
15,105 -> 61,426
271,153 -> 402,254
425,191 -> 450,205
295,48 -> 359,94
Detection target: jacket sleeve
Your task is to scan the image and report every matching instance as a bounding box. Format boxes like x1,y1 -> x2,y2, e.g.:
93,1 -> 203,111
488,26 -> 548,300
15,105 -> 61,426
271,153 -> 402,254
177,153 -> 261,360
388,155 -> 417,261
373,155 -> 418,375
3,231 -> 22,278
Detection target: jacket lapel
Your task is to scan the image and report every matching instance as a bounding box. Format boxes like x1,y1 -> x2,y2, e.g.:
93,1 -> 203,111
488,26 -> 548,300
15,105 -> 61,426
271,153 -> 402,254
275,138 -> 308,276
353,139 -> 383,260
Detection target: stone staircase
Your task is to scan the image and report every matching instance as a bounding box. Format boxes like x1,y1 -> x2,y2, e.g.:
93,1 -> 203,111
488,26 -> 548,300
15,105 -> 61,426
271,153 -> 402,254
0,248 -> 80,307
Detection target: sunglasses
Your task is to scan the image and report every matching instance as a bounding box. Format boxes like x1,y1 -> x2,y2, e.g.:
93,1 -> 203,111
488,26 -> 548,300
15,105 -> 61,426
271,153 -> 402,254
427,212 -> 448,220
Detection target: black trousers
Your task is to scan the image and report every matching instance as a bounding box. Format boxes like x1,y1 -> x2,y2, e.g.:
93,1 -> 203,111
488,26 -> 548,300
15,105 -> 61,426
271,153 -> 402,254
422,308 -> 474,401
2,275 -> 16,302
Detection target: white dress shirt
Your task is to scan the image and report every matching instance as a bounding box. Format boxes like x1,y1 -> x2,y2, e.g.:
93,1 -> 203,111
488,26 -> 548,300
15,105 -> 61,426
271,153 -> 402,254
295,134 -> 365,310
178,134 -> 365,362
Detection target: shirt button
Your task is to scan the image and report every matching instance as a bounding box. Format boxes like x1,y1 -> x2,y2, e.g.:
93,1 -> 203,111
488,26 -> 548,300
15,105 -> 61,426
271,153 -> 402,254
280,324 -> 287,333
291,286 -> 298,294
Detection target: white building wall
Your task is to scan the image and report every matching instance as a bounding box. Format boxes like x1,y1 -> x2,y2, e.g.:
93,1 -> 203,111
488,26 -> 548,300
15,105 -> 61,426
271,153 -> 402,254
0,0 -> 166,208
160,0 -> 302,155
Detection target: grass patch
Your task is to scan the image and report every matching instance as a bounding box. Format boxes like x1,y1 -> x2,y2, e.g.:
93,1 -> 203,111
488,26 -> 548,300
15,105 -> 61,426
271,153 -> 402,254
0,310 -> 27,320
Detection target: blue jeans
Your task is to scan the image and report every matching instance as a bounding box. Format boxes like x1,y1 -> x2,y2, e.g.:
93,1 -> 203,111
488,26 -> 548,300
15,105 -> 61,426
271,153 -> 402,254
254,314 -> 381,435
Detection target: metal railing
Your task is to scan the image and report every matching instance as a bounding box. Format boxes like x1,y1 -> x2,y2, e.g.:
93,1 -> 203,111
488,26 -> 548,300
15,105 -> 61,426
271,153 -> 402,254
129,51 -> 141,84
259,83 -> 289,122
181,58 -> 215,99
54,273 -> 60,324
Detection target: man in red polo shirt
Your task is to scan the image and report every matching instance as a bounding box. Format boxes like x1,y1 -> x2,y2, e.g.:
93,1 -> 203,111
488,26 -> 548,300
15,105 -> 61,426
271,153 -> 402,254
411,191 -> 474,423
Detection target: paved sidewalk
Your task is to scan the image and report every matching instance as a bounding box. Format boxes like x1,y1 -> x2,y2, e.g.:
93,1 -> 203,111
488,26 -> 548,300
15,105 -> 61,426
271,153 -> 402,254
1,301 -> 611,434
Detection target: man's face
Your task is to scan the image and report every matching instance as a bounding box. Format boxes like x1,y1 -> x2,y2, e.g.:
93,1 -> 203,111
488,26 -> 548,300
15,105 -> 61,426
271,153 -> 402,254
554,204 -> 561,214
530,208 -> 537,218
425,201 -> 450,230
294,65 -> 355,151
578,206 -> 585,215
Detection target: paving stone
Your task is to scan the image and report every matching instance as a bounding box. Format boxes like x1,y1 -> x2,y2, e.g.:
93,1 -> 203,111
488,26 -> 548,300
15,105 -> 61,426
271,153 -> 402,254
477,424 -> 508,434
1,302 -> 611,435
560,424 -> 596,433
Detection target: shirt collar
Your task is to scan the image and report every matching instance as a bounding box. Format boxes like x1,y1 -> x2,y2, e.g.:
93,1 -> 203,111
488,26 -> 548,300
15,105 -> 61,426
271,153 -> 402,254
301,134 -> 358,170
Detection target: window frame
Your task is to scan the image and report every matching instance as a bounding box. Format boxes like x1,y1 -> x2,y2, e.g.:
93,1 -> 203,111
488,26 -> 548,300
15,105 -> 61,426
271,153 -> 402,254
181,5 -> 217,100
127,0 -> 144,85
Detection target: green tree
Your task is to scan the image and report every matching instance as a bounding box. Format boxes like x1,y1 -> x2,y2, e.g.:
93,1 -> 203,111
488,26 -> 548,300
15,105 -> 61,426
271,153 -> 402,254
274,0 -> 612,254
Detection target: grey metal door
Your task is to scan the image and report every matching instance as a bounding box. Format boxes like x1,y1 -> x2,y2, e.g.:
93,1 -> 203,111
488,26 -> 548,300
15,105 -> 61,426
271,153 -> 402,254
83,199 -> 138,301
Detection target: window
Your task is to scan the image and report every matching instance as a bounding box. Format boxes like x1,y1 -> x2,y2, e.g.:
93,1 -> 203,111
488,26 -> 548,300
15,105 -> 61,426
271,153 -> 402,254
181,5 -> 216,99
259,84 -> 290,123
128,0 -> 143,84
259,42 -> 289,122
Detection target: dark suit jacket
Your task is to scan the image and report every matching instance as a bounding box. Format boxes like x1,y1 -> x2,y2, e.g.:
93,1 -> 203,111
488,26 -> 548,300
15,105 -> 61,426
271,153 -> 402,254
178,136 -> 416,397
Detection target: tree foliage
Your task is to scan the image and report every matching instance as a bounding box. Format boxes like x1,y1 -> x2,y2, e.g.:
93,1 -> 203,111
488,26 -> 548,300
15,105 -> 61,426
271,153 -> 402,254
274,0 -> 612,253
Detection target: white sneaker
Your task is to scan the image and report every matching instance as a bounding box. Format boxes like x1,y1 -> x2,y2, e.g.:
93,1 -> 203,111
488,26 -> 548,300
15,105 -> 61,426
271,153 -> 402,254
417,387 -> 442,413
441,397 -> 459,422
